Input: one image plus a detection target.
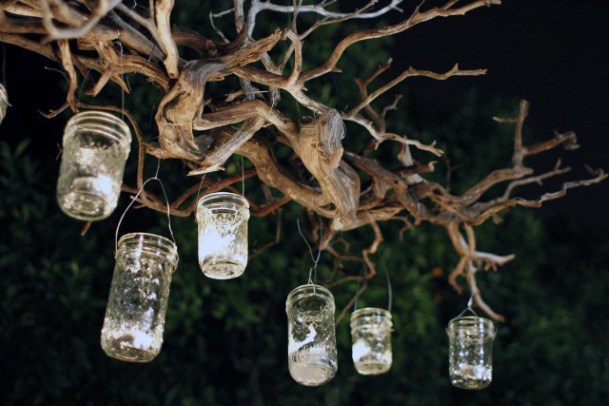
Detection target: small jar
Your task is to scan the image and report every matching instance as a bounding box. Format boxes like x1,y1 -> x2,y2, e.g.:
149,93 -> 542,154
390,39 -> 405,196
0,83 -> 9,125
101,233 -> 178,362
447,316 -> 495,389
350,307 -> 393,375
196,192 -> 249,279
286,284 -> 337,386
57,111 -> 131,221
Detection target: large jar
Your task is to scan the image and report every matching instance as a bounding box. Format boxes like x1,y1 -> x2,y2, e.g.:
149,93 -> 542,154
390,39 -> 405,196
57,111 -> 131,221
350,307 -> 393,375
196,192 -> 249,279
101,233 -> 178,362
447,315 -> 495,389
286,284 -> 337,386
0,83 -> 8,125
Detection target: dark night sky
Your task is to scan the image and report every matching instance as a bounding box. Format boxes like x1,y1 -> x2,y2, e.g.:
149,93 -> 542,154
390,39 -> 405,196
391,0 -> 609,228
1,0 -> 607,228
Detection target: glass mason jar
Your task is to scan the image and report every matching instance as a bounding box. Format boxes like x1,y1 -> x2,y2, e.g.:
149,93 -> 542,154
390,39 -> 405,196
350,307 -> 393,375
101,233 -> 178,362
57,111 -> 131,221
196,192 -> 249,279
0,83 -> 8,125
286,284 -> 337,386
447,316 -> 496,389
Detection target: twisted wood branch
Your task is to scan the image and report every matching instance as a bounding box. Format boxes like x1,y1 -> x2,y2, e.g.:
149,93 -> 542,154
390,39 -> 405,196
0,0 -> 604,321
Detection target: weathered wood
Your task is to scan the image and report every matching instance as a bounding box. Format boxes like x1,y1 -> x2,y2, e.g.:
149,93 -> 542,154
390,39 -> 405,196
2,0 -> 605,321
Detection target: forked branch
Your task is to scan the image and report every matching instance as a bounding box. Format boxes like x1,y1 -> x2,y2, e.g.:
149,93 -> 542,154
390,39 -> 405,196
0,0 -> 604,322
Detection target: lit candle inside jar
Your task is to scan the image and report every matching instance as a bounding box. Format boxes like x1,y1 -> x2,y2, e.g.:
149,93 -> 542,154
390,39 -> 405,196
102,323 -> 158,361
350,308 -> 393,375
289,347 -> 336,387
455,363 -> 492,381
286,284 -> 337,386
61,174 -> 119,218
56,112 -> 131,221
196,193 -> 249,280
447,315 -> 495,389
352,340 -> 372,362
101,233 -> 178,363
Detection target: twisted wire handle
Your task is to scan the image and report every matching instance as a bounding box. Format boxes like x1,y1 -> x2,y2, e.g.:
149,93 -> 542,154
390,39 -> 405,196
114,176 -> 176,253
455,295 -> 479,318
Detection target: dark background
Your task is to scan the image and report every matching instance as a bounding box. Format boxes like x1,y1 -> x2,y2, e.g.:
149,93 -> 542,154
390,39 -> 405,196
1,1 -> 608,404
390,0 -> 609,226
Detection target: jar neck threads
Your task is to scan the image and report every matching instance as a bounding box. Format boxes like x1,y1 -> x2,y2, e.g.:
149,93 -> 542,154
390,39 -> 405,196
350,307 -> 392,330
197,192 -> 249,215
447,316 -> 495,341
117,232 -> 179,268
286,284 -> 334,312
64,111 -> 132,149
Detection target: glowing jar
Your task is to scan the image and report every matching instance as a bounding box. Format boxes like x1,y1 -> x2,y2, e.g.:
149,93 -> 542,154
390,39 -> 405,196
0,83 -> 8,125
286,284 -> 337,386
101,233 -> 178,362
447,315 -> 495,389
196,192 -> 249,279
350,307 -> 393,375
56,111 -> 131,221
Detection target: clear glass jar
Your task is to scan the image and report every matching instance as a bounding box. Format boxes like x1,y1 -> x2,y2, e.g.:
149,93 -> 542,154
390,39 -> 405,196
350,307 -> 393,375
101,233 -> 178,362
196,192 -> 249,279
447,316 -> 495,389
0,83 -> 8,125
57,111 -> 131,221
286,284 -> 337,386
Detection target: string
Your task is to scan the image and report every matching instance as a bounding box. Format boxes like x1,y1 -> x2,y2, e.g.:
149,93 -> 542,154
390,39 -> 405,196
114,175 -> 176,253
296,218 -> 321,285
455,294 -> 479,318
77,69 -> 92,102
153,152 -> 162,178
292,0 -> 299,32
196,173 -> 207,202
383,263 -> 393,313
116,40 -> 126,120
110,15 -> 127,119
240,155 -> 245,196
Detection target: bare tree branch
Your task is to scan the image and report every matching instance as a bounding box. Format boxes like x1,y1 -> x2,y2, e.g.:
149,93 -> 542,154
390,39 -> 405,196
0,0 -> 604,322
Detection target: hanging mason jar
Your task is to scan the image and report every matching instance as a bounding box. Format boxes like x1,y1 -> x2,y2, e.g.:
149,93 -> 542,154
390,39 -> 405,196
101,233 -> 178,362
56,111 -> 131,221
0,83 -> 9,125
447,315 -> 496,389
350,307 -> 393,375
286,284 -> 337,386
196,192 -> 249,279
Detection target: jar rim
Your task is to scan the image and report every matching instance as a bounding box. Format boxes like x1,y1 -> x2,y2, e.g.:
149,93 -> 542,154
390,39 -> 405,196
286,283 -> 334,310
447,315 -> 495,338
65,111 -> 132,146
350,307 -> 393,331
197,192 -> 249,210
351,307 -> 392,321
117,232 -> 179,269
